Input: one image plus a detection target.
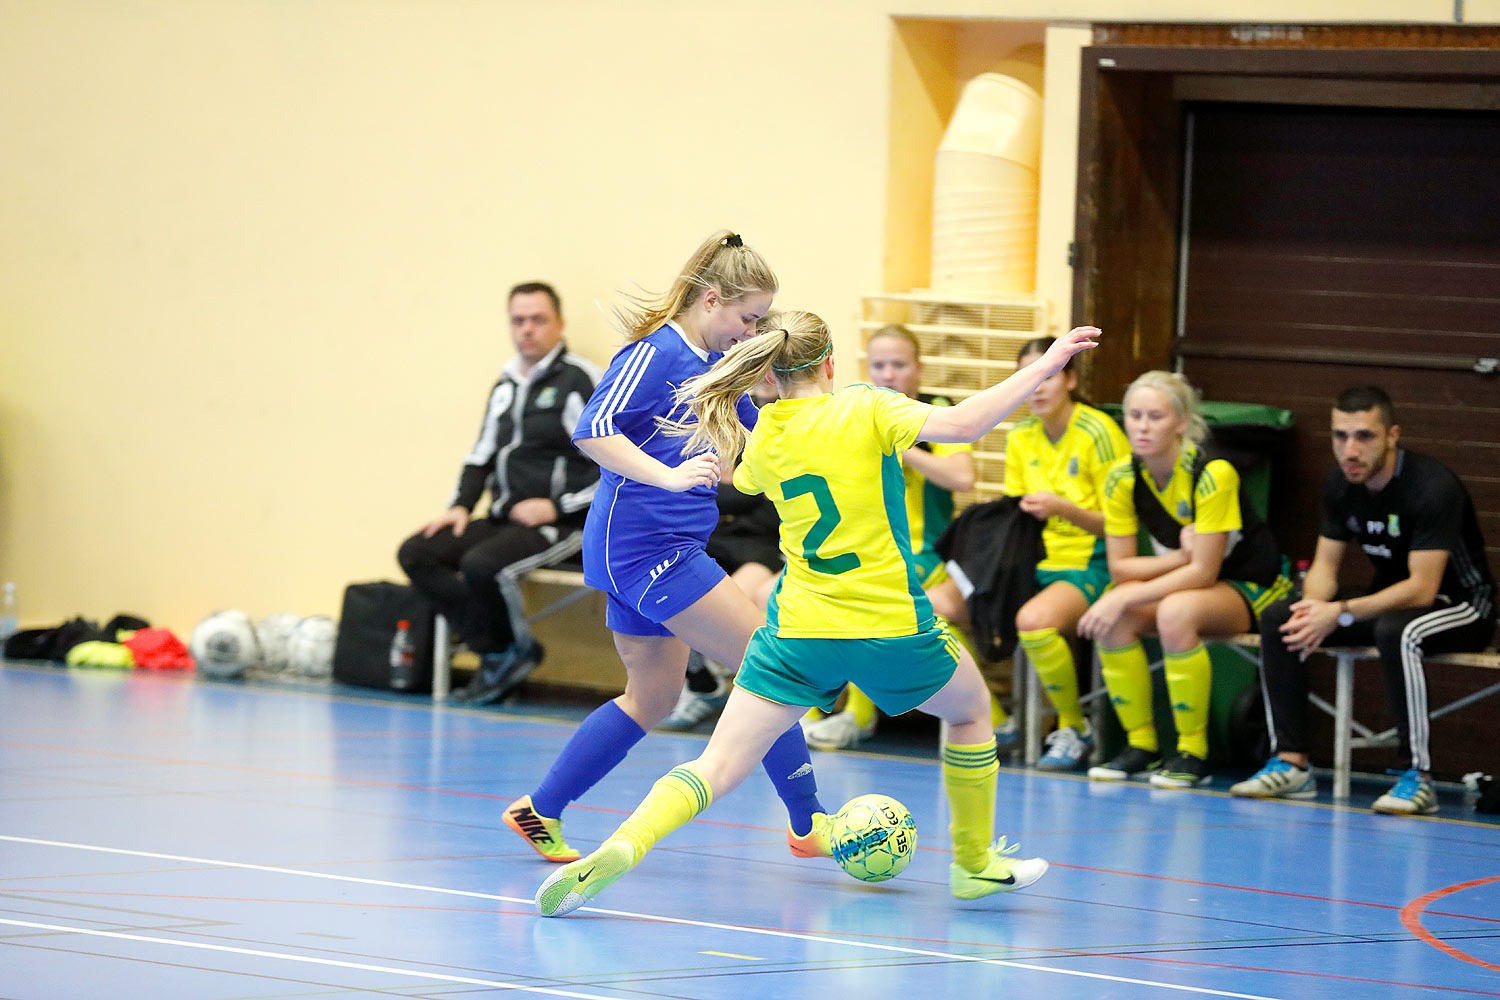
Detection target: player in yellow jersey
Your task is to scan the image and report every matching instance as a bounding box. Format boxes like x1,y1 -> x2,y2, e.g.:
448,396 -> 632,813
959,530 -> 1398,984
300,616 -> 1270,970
1078,371 -> 1292,788
534,312 -> 1100,916
1005,337 -> 1129,771
803,325 -> 1003,750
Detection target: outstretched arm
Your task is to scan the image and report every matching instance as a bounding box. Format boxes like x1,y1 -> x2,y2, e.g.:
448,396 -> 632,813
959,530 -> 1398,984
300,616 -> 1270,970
917,326 -> 1100,444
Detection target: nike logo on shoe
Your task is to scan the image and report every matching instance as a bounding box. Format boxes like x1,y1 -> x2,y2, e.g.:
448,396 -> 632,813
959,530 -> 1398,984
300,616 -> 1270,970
510,809 -> 550,843
973,874 -> 1017,885
576,867 -> 595,883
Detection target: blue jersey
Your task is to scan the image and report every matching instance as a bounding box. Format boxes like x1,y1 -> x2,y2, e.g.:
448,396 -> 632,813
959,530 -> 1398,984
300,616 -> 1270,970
574,321 -> 758,589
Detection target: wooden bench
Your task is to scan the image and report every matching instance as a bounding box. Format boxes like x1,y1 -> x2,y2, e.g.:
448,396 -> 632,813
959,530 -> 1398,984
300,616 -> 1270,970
1018,636 -> 1500,799
429,562 -> 595,701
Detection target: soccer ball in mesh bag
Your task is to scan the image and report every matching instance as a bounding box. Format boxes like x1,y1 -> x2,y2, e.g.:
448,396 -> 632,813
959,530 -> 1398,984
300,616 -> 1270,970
189,610 -> 261,679
829,793 -> 917,883
286,615 -> 337,678
254,612 -> 302,674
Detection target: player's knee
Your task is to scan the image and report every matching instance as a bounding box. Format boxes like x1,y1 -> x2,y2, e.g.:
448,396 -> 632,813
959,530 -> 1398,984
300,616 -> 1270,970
1014,599 -> 1055,635
1155,595 -> 1200,650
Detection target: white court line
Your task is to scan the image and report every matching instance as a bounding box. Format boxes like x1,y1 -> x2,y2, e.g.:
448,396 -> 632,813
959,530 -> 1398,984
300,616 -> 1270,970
0,834 -> 1283,999
0,917 -> 620,999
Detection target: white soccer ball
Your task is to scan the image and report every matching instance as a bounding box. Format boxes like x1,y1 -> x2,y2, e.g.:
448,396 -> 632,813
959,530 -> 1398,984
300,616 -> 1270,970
286,615 -> 337,678
254,612 -> 302,674
190,610 -> 261,679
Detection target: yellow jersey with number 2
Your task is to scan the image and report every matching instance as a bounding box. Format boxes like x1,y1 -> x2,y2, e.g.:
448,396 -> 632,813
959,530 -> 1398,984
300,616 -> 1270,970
734,383 -> 935,639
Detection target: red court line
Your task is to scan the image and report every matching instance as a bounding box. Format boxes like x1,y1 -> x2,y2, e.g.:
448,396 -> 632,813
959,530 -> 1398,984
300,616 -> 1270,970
12,879 -> 1497,994
7,738 -> 1498,930
1401,876 -> 1500,973
599,913 -> 1500,997
1057,861 -> 1500,926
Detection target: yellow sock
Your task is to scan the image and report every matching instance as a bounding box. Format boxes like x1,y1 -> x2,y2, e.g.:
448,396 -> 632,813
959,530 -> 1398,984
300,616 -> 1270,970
1019,627 -> 1083,731
1098,641 -> 1157,752
845,685 -> 878,729
606,765 -> 713,865
1164,645 -> 1212,759
943,739 -> 998,873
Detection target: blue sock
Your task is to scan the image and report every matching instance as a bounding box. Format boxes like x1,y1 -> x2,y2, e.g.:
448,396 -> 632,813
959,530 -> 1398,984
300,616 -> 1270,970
530,700 -> 646,819
761,723 -> 825,836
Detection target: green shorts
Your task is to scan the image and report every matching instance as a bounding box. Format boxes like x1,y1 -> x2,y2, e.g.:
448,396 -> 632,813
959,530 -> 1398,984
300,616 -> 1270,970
1226,571 -> 1295,629
1035,549 -> 1111,604
735,622 -> 963,717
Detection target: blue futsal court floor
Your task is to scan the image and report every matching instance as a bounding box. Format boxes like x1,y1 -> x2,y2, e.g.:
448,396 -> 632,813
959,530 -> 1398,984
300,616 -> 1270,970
2,661 -> 1498,999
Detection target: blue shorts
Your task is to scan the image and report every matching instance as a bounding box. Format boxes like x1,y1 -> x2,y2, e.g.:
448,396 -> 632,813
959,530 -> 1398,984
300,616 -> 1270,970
600,544 -> 728,636
735,621 -> 963,717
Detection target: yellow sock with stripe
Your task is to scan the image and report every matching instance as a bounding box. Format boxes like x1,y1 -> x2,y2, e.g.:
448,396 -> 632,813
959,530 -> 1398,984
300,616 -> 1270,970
1019,627 -> 1084,731
1098,641 -> 1157,752
605,765 -> 713,865
1163,644 -> 1212,759
845,685 -> 877,730
943,739 -> 998,873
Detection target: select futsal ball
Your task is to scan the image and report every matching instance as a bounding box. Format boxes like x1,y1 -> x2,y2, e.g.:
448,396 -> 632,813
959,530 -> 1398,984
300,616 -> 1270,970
286,615 -> 337,678
189,609 -> 261,679
829,793 -> 917,883
254,612 -> 301,674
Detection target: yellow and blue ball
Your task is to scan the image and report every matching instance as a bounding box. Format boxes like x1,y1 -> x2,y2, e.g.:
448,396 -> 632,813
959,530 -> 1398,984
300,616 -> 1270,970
829,794 -> 917,883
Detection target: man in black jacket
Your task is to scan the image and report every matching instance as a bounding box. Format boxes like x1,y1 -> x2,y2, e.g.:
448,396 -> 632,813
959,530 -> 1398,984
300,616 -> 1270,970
397,282 -> 601,703
1234,386 -> 1496,814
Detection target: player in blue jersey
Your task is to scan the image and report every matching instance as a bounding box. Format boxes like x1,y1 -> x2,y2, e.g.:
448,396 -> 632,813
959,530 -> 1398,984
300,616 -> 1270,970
503,231 -> 831,863
534,311 -> 1099,916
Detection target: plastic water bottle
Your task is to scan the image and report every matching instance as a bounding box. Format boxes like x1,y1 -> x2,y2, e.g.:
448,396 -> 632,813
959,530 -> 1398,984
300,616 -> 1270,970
389,619 -> 416,691
1294,560 -> 1310,598
0,582 -> 17,643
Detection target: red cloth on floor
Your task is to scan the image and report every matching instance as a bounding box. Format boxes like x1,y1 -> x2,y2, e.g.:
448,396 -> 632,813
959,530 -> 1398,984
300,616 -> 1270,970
123,627 -> 194,670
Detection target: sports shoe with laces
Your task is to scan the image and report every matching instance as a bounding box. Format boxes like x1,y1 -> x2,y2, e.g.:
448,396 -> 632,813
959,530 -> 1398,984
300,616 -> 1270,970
1230,757 -> 1316,799
454,640 -> 545,706
1150,752 -> 1211,788
1087,745 -> 1161,781
535,840 -> 635,917
1037,725 -> 1094,772
503,795 -> 580,862
803,710 -> 877,750
950,837 -> 1049,899
1373,769 -> 1439,816
658,684 -> 730,730
786,811 -> 833,859
993,716 -> 1020,750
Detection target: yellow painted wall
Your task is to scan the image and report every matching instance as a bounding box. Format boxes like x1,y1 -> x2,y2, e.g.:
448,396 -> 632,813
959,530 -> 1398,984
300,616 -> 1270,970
0,1 -> 1485,636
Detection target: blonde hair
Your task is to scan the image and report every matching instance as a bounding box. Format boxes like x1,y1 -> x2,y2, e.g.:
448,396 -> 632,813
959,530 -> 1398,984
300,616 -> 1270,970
1123,370 -> 1209,446
663,309 -> 833,460
613,230 -> 778,343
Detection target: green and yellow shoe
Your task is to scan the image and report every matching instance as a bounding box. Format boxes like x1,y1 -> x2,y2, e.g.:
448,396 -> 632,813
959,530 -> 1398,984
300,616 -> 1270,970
950,837 -> 1049,900
535,840 -> 635,917
503,795 -> 580,862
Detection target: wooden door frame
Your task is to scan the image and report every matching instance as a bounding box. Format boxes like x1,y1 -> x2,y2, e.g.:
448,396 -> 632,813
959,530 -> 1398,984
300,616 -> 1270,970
1071,44 -> 1500,404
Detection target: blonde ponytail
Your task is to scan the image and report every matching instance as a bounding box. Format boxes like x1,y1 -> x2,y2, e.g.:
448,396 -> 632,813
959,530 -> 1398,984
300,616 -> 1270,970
662,310 -> 833,459
613,230 -> 778,343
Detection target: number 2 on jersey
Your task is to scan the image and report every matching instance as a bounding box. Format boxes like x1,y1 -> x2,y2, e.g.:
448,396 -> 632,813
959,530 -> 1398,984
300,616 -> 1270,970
781,474 -> 862,575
